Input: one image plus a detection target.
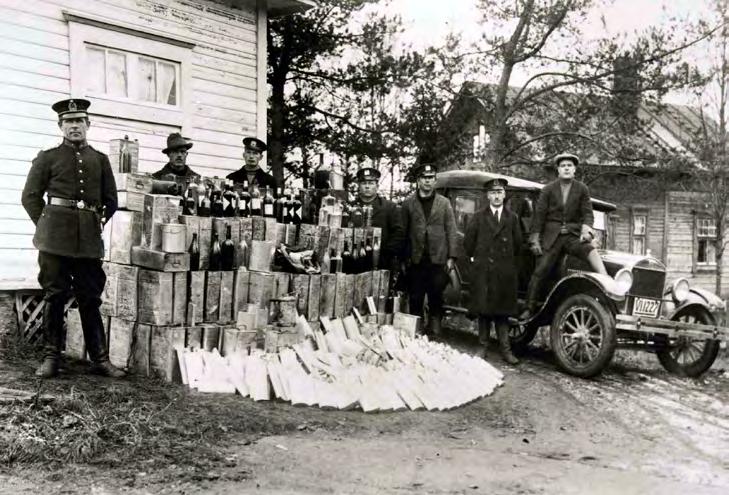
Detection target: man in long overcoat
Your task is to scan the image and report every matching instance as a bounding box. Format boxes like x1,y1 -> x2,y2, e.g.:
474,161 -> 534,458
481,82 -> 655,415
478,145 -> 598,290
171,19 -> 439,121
401,163 -> 458,336
351,166 -> 404,273
521,153 -> 607,320
22,98 -> 125,378
464,178 -> 521,364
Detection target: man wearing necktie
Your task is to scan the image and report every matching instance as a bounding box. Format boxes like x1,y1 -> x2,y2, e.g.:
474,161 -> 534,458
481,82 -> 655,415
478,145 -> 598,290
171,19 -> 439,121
464,177 -> 521,364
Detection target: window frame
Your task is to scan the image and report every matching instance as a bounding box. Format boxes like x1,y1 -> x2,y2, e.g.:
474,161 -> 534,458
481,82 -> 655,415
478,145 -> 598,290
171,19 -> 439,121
66,12 -> 194,132
629,207 -> 649,256
695,216 -> 717,267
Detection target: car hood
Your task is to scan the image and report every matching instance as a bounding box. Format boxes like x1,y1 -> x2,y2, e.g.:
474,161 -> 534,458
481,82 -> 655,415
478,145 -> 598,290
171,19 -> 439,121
599,250 -> 666,272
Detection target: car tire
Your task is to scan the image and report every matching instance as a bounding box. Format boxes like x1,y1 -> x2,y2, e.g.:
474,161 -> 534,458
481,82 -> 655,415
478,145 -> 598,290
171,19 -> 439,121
509,322 -> 539,354
550,294 -> 617,378
656,307 -> 720,377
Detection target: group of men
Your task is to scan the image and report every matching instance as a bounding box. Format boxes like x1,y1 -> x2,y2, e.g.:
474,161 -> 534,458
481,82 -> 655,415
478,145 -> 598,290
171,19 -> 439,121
22,98 -> 604,378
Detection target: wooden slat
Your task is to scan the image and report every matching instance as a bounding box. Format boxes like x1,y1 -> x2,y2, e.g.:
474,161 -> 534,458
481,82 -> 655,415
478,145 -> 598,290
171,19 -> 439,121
0,6 -> 68,35
0,83 -> 68,106
0,53 -> 69,79
192,75 -> 256,98
0,233 -> 34,249
0,204 -> 31,220
0,218 -> 35,235
0,67 -> 70,94
193,89 -> 258,112
0,22 -> 68,50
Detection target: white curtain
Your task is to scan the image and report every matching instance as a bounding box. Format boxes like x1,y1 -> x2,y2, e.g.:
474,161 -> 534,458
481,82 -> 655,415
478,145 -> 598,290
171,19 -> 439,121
157,61 -> 177,105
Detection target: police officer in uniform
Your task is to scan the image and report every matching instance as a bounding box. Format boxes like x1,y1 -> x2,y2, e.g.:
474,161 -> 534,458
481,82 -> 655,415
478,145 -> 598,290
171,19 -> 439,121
226,137 -> 278,190
401,163 -> 458,336
151,133 -> 200,180
352,166 -> 404,272
21,98 -> 124,378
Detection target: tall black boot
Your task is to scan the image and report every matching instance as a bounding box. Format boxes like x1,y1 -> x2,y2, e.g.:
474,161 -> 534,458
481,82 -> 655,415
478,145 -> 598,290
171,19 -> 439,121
478,318 -> 490,351
35,300 -> 65,378
497,322 -> 519,365
78,299 -> 125,378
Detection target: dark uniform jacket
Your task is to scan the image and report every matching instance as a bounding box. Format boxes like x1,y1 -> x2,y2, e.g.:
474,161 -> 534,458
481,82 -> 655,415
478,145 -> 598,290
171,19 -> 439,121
530,179 -> 593,250
151,163 -> 200,180
226,167 -> 278,191
464,207 -> 522,316
401,192 -> 458,265
22,141 -> 117,259
354,195 -> 404,270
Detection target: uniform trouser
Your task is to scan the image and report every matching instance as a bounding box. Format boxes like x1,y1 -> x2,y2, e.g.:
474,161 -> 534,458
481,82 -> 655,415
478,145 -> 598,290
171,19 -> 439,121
478,315 -> 509,344
526,233 -> 595,308
407,260 -> 449,320
37,252 -> 108,362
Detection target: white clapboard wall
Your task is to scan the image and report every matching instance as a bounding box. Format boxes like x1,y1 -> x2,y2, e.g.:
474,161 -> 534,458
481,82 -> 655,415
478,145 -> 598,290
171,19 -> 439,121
0,0 -> 271,289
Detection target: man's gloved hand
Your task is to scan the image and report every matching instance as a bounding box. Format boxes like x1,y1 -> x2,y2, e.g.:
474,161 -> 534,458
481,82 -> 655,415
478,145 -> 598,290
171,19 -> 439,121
580,225 -> 594,243
530,241 -> 543,256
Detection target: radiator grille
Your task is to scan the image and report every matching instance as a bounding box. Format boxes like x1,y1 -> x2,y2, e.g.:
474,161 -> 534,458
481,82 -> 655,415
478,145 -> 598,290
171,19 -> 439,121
630,267 -> 665,298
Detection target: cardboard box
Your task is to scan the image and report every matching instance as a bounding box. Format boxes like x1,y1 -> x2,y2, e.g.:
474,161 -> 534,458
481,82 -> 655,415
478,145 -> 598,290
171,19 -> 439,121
141,194 -> 181,250
137,270 -> 187,326
131,246 -> 190,272
101,262 -> 138,320
103,210 -> 142,264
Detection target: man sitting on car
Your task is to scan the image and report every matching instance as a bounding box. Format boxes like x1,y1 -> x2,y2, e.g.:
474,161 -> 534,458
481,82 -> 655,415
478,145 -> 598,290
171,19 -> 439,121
520,153 -> 607,321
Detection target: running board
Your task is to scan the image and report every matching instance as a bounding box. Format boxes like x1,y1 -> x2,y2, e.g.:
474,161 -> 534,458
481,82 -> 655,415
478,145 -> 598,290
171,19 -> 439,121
615,314 -> 729,341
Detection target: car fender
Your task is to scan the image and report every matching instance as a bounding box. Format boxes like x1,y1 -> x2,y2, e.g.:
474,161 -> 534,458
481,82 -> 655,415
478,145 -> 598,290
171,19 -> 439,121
557,271 -> 627,301
664,287 -> 725,322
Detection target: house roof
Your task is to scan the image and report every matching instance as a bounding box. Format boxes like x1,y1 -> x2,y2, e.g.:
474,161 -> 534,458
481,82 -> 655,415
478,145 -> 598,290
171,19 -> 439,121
268,0 -> 316,17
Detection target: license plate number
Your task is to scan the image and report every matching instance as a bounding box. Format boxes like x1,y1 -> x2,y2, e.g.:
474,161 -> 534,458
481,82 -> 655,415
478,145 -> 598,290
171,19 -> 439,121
633,298 -> 660,318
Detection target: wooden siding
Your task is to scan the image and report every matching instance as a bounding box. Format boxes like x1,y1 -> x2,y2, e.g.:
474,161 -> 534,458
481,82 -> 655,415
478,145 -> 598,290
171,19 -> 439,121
0,0 -> 265,288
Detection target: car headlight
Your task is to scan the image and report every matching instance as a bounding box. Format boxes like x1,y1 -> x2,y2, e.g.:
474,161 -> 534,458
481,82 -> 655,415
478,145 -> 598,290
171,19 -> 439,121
614,268 -> 633,296
671,278 -> 690,303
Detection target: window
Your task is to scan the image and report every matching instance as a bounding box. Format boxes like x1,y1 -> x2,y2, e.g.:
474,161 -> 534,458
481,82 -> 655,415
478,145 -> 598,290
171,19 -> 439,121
631,213 -> 647,255
85,44 -> 179,106
454,193 -> 480,231
697,218 -> 716,264
66,12 -> 193,128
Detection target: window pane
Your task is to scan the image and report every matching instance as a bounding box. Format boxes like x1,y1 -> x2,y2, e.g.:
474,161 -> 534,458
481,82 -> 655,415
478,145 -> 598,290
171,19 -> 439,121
137,58 -> 156,102
633,215 -> 646,235
85,46 -> 105,94
106,51 -> 128,97
157,61 -> 177,105
455,195 -> 477,231
632,237 -> 644,255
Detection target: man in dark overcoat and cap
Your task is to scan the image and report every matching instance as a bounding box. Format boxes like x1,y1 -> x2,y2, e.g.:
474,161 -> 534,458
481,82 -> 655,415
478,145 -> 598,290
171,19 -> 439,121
226,137 -> 278,190
464,177 -> 521,364
21,98 -> 124,378
151,133 -> 200,179
401,163 -> 458,336
351,166 -> 404,272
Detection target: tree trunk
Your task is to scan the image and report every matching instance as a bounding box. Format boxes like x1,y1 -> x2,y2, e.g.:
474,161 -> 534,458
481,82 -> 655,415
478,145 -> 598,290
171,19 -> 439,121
269,77 -> 286,186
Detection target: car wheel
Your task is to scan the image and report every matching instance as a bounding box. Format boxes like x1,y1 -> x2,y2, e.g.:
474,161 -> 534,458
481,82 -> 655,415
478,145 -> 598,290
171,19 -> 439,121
550,294 -> 617,378
656,307 -> 720,377
509,322 -> 539,354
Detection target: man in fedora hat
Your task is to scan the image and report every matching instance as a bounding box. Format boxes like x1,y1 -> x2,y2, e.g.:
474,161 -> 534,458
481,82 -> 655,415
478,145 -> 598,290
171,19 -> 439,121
464,177 -> 521,364
351,166 -> 404,272
226,136 -> 278,190
151,133 -> 200,179
520,153 -> 607,321
22,98 -> 124,378
401,163 -> 458,336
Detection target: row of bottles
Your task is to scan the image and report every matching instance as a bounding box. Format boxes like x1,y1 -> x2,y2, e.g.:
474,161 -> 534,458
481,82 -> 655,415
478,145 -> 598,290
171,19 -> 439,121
312,190 -> 374,229
321,238 -> 380,274
182,179 -> 303,223
188,225 -> 247,272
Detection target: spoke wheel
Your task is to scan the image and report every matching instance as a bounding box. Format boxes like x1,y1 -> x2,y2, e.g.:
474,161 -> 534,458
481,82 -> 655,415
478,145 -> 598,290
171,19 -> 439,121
656,307 -> 720,377
509,322 -> 539,354
550,294 -> 616,378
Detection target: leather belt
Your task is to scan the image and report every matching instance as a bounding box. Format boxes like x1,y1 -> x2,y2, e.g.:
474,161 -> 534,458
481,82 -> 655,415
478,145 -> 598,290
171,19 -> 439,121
49,197 -> 99,212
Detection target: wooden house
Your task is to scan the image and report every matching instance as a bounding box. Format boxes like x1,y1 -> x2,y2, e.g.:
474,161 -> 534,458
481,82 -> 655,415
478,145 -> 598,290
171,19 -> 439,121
438,81 -> 729,297
0,0 -> 313,289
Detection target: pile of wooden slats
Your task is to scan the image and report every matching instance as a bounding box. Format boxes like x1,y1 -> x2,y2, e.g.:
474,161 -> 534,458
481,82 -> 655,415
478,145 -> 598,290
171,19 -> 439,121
176,314 -> 503,411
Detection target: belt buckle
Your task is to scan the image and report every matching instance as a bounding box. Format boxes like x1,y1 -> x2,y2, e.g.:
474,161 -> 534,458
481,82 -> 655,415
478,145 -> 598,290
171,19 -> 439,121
76,200 -> 86,209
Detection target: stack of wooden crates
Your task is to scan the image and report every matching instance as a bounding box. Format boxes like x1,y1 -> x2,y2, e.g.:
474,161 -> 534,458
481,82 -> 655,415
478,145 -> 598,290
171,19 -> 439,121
65,172 -> 391,382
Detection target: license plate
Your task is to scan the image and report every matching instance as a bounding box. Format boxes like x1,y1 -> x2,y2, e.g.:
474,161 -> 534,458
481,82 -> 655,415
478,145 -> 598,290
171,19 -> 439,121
633,297 -> 660,318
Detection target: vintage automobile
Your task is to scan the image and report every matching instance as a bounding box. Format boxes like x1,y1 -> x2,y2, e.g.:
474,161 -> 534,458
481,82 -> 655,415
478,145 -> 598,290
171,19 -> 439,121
435,169 -> 729,378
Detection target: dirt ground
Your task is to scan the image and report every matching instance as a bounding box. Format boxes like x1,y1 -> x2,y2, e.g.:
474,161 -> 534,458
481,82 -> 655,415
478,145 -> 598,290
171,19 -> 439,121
0,327 -> 727,495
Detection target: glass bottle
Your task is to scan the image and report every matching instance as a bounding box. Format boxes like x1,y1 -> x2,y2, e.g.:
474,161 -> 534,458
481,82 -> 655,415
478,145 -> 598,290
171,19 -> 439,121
330,248 -> 341,274
372,236 -> 381,270
250,183 -> 262,216
321,248 -> 330,275
188,233 -> 200,271
351,205 -> 363,228
209,232 -> 222,270
211,183 -> 224,217
283,188 -> 293,224
237,238 -> 248,269
198,186 -> 211,217
274,187 -> 285,222
183,182 -> 196,216
196,178 -> 206,213
239,180 -> 250,217
223,182 -> 236,217
221,225 -> 235,271
263,186 -> 275,218
291,189 -> 302,225
365,236 -> 373,272
358,240 -> 367,273
342,241 -> 352,274
119,135 -> 131,173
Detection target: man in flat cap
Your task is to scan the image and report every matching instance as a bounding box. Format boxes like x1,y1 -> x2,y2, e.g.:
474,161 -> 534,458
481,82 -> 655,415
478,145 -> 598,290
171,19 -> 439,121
151,133 -> 200,180
401,163 -> 458,336
22,98 -> 124,378
226,137 -> 278,190
352,166 -> 404,273
464,177 -> 521,364
520,153 -> 607,320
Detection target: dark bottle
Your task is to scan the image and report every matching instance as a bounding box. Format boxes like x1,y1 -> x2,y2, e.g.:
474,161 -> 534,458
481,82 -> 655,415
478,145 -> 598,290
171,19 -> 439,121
342,241 -> 352,274
211,183 -> 224,217
231,187 -> 240,217
209,232 -> 222,270
250,183 -> 262,216
183,183 -> 196,216
119,135 -> 131,173
291,189 -> 302,225
223,183 -> 236,217
239,180 -> 250,217
329,248 -> 341,273
342,203 -> 351,228
364,237 -> 373,271
263,186 -> 275,218
274,187 -> 285,222
196,179 -> 207,213
357,241 -> 366,273
283,188 -> 293,224
188,233 -> 200,271
198,187 -> 211,217
351,205 -> 363,228
221,225 -> 235,271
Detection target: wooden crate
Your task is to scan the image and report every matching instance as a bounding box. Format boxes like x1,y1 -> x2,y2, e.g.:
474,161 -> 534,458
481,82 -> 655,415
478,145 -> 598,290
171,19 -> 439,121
307,274 -> 321,322
117,191 -> 145,212
248,271 -> 274,309
149,325 -> 186,382
101,262 -> 138,320
103,210 -> 142,264
65,307 -> 86,360
219,271 -> 235,323
141,194 -> 182,250
204,271 -> 222,323
291,273 -> 310,317
232,269 -> 251,321
320,274 -> 337,319
137,270 -> 187,326
131,246 -> 190,272
272,271 -> 291,298
113,172 -> 151,193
